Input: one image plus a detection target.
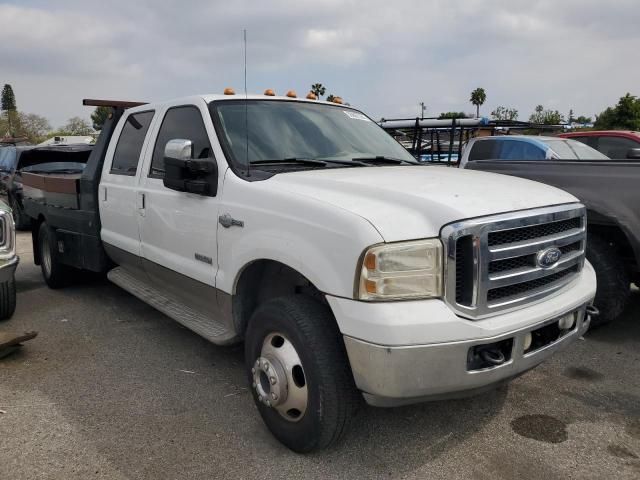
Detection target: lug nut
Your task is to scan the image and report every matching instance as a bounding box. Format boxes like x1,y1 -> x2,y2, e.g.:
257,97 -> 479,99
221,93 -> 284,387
271,393 -> 278,400
258,395 -> 262,402
270,376 -> 276,385
264,363 -> 269,371
251,382 -> 256,388
266,400 -> 271,407
251,367 -> 256,374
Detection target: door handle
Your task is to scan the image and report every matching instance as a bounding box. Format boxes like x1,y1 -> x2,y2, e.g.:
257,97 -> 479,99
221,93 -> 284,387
218,213 -> 244,228
137,192 -> 145,211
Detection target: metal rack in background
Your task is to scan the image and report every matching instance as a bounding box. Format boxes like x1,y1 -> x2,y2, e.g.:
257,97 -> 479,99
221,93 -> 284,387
379,117 -> 570,166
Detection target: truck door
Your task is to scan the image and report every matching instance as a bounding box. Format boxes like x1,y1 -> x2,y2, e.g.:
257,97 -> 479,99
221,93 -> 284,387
99,109 -> 155,271
136,103 -> 220,291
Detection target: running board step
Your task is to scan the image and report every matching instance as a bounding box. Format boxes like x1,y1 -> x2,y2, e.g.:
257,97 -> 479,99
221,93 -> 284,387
108,267 -> 230,342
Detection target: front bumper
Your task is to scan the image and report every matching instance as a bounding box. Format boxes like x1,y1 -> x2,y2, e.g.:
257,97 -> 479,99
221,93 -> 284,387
0,256 -> 19,283
329,262 -> 597,407
344,302 -> 592,406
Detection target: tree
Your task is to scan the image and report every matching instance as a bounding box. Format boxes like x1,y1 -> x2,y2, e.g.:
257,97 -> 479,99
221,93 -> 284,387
594,93 -> 640,130
326,94 -> 335,102
1,84 -> 18,136
16,112 -> 51,144
469,87 -> 486,118
310,83 -> 326,100
438,111 -> 467,119
575,115 -> 592,124
1,84 -> 16,111
91,106 -> 110,131
61,117 -> 94,135
568,109 -> 574,123
491,106 -> 519,121
529,105 -> 564,125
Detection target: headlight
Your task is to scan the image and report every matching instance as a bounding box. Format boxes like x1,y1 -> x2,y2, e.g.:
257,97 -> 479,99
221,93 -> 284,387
0,211 -> 16,261
357,239 -> 443,301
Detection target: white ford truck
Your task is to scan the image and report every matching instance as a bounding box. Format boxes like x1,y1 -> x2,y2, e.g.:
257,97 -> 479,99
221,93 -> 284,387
22,94 -> 597,452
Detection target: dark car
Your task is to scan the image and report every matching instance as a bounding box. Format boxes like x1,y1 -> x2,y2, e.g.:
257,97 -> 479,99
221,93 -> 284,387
0,145 -> 34,229
0,144 -> 93,230
558,130 -> 640,159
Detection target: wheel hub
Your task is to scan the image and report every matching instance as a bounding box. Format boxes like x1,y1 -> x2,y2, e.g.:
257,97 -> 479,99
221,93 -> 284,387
251,332 -> 308,422
252,356 -> 288,407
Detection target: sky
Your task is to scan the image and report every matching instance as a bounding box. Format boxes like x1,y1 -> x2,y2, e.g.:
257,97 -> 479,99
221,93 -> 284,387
1,0 -> 639,127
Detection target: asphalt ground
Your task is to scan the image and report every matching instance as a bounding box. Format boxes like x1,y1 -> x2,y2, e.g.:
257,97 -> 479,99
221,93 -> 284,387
1,232 -> 639,479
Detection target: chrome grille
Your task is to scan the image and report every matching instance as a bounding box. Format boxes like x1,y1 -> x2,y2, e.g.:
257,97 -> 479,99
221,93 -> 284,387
442,204 -> 586,319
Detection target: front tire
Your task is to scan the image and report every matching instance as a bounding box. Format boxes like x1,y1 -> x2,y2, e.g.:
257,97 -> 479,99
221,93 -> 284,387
0,278 -> 16,320
244,295 -> 360,452
10,196 -> 30,231
38,222 -> 71,289
586,233 -> 630,326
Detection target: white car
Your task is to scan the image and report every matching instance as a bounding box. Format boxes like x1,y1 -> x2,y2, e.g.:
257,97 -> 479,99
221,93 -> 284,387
23,94 -> 596,452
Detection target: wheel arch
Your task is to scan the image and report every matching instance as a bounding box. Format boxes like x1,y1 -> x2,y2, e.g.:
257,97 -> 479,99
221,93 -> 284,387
231,258 -> 329,337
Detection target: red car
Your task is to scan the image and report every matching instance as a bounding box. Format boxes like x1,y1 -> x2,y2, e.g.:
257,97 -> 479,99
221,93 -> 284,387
558,130 -> 640,159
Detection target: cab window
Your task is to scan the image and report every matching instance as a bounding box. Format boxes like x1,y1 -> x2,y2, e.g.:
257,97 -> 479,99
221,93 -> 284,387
110,111 -> 155,176
149,106 -> 212,179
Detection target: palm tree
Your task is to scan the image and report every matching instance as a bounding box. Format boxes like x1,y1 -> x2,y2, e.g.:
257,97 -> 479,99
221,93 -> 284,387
326,94 -> 335,102
311,83 -> 326,100
470,88 -> 487,118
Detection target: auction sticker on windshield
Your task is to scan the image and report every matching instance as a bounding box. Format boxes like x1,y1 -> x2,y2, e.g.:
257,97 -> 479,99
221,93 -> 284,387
343,111 -> 370,121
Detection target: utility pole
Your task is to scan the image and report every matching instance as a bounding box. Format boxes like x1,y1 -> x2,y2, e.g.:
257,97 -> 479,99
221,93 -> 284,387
419,102 -> 426,119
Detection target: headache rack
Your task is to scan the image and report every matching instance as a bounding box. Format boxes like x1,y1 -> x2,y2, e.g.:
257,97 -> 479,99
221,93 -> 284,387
441,204 -> 586,319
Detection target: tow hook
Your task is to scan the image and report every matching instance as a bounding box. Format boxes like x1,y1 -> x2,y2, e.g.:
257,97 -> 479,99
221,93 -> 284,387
480,348 -> 506,366
585,305 -> 599,320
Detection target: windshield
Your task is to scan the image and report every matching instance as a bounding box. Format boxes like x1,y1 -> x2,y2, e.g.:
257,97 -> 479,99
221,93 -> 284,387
545,139 -> 610,160
210,100 -> 415,169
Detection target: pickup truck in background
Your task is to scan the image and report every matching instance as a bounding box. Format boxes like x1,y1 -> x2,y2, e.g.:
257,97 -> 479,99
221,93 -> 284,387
0,144 -> 93,229
21,95 -> 596,452
461,135 -> 639,326
559,130 -> 640,159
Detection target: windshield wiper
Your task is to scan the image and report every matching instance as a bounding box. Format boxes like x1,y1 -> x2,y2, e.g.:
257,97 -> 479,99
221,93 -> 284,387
352,156 -> 419,165
251,158 -> 365,167
251,158 -> 328,166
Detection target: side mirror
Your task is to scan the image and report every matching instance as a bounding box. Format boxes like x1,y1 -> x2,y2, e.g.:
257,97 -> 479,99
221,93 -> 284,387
626,148 -> 640,159
163,139 -> 218,196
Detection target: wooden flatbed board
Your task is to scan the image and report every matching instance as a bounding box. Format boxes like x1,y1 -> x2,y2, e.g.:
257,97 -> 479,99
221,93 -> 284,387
22,172 -> 81,194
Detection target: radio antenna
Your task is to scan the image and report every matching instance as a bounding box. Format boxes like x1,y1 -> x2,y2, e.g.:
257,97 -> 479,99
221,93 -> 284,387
244,29 -> 250,177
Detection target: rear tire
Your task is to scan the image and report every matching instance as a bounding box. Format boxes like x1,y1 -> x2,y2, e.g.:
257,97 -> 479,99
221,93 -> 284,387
586,233 -> 630,326
38,222 -> 72,289
0,278 -> 16,320
244,295 -> 360,452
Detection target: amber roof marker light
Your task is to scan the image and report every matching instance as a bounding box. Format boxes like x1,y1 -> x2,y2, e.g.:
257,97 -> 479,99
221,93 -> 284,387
264,89 -> 276,96
224,87 -> 236,95
306,92 -> 317,100
286,90 -> 297,98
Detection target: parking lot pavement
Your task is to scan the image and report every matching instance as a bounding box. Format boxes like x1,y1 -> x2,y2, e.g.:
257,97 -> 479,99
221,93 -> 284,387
0,232 -> 638,479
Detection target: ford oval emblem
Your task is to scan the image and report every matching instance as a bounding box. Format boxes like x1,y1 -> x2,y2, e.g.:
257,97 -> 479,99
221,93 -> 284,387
536,247 -> 562,269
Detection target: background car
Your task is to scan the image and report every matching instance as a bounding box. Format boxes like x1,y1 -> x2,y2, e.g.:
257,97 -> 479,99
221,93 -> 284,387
0,145 -> 34,229
459,135 -> 609,167
558,130 -> 640,159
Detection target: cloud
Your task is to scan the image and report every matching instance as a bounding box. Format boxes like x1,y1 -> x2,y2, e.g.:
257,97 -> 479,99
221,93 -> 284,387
1,0 -> 639,126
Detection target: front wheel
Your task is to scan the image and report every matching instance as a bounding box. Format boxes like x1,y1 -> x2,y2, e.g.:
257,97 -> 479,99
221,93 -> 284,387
10,196 -> 30,230
586,233 -> 630,326
244,295 -> 360,452
0,278 -> 16,320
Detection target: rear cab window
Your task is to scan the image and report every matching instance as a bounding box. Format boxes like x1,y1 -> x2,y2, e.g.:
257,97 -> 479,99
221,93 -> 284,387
110,110 -> 155,176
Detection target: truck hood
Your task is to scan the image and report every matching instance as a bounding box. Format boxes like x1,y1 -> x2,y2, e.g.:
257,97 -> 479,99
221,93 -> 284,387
268,166 -> 578,242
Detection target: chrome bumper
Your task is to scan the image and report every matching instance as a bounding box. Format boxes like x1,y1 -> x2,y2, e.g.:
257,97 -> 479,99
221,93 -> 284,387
344,301 -> 593,407
0,256 -> 18,283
